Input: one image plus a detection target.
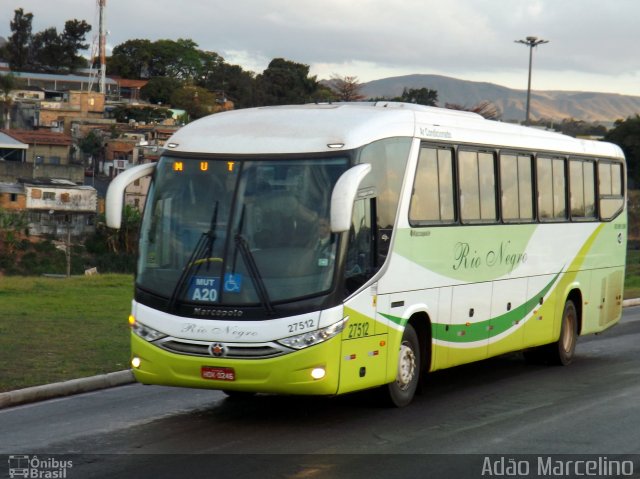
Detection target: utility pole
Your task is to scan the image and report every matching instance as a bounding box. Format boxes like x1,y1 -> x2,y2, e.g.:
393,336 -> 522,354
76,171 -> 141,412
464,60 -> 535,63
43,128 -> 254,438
66,215 -> 72,277
515,36 -> 549,125
98,0 -> 107,95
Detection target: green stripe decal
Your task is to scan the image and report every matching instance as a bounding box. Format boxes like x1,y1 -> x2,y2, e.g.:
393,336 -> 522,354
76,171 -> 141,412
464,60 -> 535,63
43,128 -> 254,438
380,271 -> 560,343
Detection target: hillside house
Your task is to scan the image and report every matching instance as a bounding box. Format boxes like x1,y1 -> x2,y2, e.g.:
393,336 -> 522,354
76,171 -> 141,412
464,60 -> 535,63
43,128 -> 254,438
22,179 -> 98,237
0,182 -> 26,211
0,129 -> 83,183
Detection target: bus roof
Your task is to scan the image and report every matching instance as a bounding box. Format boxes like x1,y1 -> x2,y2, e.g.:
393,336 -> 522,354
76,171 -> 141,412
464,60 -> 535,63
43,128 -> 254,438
165,102 -> 624,160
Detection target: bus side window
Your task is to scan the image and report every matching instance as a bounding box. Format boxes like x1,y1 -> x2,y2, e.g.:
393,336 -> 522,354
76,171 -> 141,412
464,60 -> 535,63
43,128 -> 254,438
345,198 -> 376,294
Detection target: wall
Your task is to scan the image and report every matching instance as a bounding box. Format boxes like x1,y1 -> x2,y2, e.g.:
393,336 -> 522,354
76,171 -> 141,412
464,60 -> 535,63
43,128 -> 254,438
0,162 -> 84,183
26,185 -> 97,213
0,191 -> 26,210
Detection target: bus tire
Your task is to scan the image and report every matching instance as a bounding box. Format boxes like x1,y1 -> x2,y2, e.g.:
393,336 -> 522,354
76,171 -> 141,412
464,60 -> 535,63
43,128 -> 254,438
550,299 -> 578,366
524,299 -> 578,366
385,323 -> 420,407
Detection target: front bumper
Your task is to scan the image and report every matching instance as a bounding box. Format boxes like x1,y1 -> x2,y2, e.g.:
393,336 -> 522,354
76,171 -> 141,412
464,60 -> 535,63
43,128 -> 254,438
130,333 -> 342,395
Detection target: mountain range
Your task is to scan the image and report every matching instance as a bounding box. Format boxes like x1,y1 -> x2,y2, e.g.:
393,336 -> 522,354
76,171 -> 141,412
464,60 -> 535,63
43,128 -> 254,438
359,74 -> 640,124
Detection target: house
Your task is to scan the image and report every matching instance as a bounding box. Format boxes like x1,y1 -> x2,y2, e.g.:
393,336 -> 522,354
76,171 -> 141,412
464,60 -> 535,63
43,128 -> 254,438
0,131 -> 28,163
21,178 -> 98,237
0,182 -> 26,211
38,90 -> 106,133
0,178 -> 97,238
0,129 -> 83,183
112,78 -> 148,102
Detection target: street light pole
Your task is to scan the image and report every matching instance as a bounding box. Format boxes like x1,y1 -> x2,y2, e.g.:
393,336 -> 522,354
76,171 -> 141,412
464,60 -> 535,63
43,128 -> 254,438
515,36 -> 549,125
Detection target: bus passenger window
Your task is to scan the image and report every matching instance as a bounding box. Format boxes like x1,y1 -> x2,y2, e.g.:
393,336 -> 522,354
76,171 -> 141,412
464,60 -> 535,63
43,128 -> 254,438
459,150 -> 496,223
537,157 -> 566,221
598,161 -> 624,220
569,159 -> 596,219
500,153 -> 533,222
409,146 -> 455,224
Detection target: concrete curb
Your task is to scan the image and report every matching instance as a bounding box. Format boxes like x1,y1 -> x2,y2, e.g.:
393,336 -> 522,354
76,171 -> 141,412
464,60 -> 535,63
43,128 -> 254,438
1,299 -> 640,410
622,298 -> 640,308
0,370 -> 135,409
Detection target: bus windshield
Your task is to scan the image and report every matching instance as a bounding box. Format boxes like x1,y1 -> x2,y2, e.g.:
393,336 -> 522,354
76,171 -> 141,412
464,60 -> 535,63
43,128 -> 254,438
137,155 -> 350,310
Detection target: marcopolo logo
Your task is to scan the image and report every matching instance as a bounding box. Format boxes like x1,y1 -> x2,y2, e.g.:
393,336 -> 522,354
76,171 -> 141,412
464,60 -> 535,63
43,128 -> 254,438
8,455 -> 73,478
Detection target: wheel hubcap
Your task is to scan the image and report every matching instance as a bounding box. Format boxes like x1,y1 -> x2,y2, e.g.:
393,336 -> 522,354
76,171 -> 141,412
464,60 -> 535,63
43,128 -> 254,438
396,342 -> 416,391
562,310 -> 576,352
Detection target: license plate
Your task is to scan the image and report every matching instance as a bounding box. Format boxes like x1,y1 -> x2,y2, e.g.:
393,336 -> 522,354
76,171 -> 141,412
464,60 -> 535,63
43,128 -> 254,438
201,366 -> 236,381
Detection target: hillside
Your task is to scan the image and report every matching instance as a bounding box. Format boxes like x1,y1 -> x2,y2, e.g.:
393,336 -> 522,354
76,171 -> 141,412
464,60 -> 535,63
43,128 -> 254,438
360,74 -> 640,124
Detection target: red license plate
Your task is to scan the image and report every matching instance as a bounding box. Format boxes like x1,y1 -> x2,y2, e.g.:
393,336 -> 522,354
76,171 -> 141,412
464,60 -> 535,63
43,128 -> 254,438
201,366 -> 236,381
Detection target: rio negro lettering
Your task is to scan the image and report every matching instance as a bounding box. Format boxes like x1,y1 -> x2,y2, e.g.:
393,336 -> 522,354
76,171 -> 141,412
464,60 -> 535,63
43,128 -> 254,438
453,240 -> 527,272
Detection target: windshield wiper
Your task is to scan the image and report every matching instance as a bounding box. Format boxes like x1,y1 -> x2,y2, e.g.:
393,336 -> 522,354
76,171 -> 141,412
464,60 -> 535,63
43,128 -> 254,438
167,201 -> 219,312
233,206 -> 275,316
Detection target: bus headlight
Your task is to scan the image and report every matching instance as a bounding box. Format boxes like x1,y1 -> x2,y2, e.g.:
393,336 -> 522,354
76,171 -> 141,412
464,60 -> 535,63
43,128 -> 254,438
278,317 -> 348,350
132,321 -> 167,342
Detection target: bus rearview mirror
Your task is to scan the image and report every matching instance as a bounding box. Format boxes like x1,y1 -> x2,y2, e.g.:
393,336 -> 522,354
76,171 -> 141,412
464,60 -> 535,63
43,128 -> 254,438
105,162 -> 157,229
330,163 -> 372,233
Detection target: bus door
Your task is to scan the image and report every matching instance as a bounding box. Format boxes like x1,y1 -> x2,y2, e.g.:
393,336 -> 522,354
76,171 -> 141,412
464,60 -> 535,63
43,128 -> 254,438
339,197 -> 390,393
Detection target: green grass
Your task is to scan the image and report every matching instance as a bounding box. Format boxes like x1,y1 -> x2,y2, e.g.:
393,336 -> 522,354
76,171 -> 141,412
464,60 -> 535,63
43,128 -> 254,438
0,274 -> 133,392
625,249 -> 640,299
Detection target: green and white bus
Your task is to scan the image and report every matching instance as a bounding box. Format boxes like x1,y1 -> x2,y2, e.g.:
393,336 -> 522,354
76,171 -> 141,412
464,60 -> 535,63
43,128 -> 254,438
106,102 -> 626,407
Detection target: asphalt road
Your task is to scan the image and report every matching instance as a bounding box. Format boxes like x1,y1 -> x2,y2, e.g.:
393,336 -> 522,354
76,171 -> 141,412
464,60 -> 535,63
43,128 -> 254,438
2,308 -> 640,478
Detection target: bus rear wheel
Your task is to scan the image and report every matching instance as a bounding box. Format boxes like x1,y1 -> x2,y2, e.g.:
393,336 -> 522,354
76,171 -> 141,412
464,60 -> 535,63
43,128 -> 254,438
384,323 -> 420,407
551,299 -> 578,365
524,299 -> 578,366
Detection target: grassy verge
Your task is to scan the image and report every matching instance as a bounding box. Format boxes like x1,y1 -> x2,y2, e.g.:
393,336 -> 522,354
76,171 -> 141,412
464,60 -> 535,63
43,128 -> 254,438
0,274 -> 133,392
625,249 -> 640,299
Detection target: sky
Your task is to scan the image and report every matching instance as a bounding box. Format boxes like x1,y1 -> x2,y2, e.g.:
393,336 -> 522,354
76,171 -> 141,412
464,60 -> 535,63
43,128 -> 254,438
2,0 -> 640,97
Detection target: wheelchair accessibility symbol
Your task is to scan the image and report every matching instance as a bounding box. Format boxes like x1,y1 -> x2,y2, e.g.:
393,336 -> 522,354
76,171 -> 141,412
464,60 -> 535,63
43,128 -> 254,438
224,273 -> 242,293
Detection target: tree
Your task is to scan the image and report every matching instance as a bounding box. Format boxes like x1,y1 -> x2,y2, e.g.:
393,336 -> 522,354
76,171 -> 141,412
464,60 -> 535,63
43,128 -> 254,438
60,19 -> 91,71
170,86 -> 217,119
30,27 -> 64,72
197,51 -> 256,108
395,87 -> 438,106
5,10 -> 90,73
255,58 -> 320,105
0,208 -> 28,256
109,39 -> 260,108
141,76 -> 184,105
5,8 -> 33,71
604,116 -> 640,186
329,75 -> 365,102
557,118 -> 607,138
108,39 -> 154,78
78,130 -> 104,174
117,205 -> 141,255
110,105 -> 172,124
109,38 -> 203,81
149,38 -> 202,80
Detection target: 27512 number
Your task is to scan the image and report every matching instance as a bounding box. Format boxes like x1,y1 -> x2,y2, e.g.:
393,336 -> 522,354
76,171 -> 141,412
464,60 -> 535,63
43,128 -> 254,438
288,319 -> 316,334
347,321 -> 370,339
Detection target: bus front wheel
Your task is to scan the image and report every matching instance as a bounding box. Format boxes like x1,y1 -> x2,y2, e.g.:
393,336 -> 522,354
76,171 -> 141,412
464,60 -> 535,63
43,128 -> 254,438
385,323 -> 420,407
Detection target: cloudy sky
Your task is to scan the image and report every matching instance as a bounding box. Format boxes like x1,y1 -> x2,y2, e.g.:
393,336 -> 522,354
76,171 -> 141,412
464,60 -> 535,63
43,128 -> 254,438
2,0 -> 640,96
